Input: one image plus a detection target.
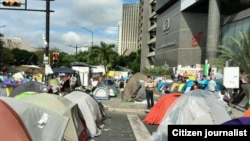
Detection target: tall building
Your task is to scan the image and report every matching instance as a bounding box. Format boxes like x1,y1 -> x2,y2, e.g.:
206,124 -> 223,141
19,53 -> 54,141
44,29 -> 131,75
139,0 -> 157,71
139,0 -> 250,69
120,3 -> 140,56
2,36 -> 31,51
117,21 -> 122,55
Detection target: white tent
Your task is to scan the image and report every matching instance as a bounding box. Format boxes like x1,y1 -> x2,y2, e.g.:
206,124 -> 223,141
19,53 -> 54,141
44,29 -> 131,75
65,91 -> 105,138
152,89 -> 232,141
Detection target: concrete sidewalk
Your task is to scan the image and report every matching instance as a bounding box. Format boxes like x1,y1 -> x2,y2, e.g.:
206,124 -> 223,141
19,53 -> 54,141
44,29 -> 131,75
97,93 -> 244,119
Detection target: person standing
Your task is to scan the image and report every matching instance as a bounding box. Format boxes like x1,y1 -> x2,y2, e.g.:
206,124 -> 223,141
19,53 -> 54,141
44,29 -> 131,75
208,76 -> 217,93
145,75 -> 155,110
70,74 -> 77,91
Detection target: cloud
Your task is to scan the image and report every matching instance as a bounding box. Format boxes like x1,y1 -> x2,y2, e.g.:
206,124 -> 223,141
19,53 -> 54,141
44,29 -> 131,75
0,0 -> 134,54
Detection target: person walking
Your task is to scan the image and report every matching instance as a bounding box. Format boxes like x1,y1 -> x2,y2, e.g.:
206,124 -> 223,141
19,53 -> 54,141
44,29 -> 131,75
145,75 -> 155,110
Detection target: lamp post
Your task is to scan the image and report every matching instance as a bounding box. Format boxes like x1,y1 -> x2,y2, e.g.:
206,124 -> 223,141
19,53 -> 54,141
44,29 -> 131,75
65,43 -> 89,61
81,26 -> 93,47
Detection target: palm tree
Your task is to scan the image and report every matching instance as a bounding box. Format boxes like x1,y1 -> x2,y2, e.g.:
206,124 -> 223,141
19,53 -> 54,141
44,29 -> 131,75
218,31 -> 250,74
0,38 -> 4,66
90,41 -> 118,77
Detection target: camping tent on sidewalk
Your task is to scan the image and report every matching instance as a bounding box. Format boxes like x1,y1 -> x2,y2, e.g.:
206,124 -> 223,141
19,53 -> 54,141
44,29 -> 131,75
0,97 -> 69,141
0,99 -> 32,141
123,72 -> 147,101
16,93 -> 88,141
10,81 -> 48,97
143,92 -> 182,125
65,91 -> 105,138
152,89 -> 231,141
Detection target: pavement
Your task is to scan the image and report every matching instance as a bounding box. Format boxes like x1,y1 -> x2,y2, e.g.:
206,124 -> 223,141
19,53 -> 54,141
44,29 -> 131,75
92,92 -> 245,141
98,92 -> 244,118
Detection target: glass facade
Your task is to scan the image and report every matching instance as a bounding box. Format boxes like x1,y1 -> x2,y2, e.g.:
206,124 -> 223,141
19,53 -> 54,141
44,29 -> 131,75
221,17 -> 250,49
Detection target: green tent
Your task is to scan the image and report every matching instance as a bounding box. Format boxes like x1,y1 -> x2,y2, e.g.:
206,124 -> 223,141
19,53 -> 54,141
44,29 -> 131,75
15,91 -> 37,99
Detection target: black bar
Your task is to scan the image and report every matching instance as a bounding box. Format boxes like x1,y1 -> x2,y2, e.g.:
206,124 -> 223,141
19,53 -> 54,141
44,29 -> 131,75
0,7 -> 54,12
45,0 -> 50,57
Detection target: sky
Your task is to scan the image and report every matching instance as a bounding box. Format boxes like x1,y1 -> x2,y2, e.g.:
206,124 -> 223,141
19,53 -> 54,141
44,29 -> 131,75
0,0 -> 139,54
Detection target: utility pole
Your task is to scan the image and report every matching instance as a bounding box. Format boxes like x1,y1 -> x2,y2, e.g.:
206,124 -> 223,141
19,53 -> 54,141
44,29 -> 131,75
45,0 -> 50,57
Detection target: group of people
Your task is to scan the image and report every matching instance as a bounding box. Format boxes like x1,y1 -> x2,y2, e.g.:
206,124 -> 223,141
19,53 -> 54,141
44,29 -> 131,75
48,73 -> 78,95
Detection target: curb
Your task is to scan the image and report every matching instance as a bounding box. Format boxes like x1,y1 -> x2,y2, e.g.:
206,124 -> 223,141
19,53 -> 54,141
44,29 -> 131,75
105,107 -> 147,114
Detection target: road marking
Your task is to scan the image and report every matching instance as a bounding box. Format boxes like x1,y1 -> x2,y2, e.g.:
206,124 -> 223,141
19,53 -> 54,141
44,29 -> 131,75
127,114 -> 151,141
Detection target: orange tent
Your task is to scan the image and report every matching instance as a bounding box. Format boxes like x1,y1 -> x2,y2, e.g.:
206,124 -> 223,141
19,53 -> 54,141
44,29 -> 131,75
143,92 -> 183,124
243,108 -> 250,117
0,100 -> 32,141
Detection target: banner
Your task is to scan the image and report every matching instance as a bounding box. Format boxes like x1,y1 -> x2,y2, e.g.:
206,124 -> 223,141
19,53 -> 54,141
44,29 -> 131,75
204,59 -> 209,76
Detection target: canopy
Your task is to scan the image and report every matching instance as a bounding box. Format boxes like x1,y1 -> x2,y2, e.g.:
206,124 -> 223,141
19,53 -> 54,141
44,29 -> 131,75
52,67 -> 76,74
16,65 -> 45,74
65,91 -> 105,138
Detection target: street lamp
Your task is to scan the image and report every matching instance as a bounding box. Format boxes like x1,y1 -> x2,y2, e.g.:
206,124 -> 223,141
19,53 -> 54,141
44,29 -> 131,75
65,43 -> 89,61
81,26 -> 93,47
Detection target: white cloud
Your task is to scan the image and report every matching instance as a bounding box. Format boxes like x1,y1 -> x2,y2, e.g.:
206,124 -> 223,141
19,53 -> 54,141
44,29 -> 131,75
0,0 -> 137,54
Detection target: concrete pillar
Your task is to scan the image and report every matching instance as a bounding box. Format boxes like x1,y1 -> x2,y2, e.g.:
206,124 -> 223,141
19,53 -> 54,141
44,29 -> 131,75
206,0 -> 220,61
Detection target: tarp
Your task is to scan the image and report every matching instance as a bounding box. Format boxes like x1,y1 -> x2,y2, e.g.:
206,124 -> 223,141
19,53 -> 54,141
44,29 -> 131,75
10,81 -> 48,97
65,91 -> 105,138
143,92 -> 182,125
4,77 -> 19,86
222,117 -> 250,125
0,99 -> 32,141
152,89 -> 231,141
17,93 -> 88,141
0,97 -> 68,141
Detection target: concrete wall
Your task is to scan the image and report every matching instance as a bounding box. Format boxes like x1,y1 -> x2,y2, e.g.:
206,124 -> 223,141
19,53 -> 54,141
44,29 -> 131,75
155,0 -> 208,67
155,1 -> 180,67
178,12 -> 208,66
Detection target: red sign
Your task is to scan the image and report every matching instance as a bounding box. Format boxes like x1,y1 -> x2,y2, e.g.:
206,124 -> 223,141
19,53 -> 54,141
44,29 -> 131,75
191,32 -> 202,47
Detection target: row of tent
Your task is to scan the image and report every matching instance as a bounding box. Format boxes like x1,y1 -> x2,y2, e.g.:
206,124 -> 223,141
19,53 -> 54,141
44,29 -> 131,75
0,81 -> 107,141
141,89 -> 250,141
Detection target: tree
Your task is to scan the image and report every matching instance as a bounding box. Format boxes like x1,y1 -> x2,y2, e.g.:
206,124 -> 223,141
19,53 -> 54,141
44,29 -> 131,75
90,41 -> 118,77
11,48 -> 38,65
0,38 -> 4,66
218,31 -> 250,74
131,49 -> 141,73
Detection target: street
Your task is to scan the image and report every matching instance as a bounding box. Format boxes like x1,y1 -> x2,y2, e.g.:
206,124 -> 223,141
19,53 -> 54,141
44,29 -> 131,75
93,110 -> 158,141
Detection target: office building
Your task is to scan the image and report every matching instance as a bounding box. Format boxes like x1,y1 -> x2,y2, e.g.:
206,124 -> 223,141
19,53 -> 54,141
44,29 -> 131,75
120,3 -> 140,56
140,0 -> 250,69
